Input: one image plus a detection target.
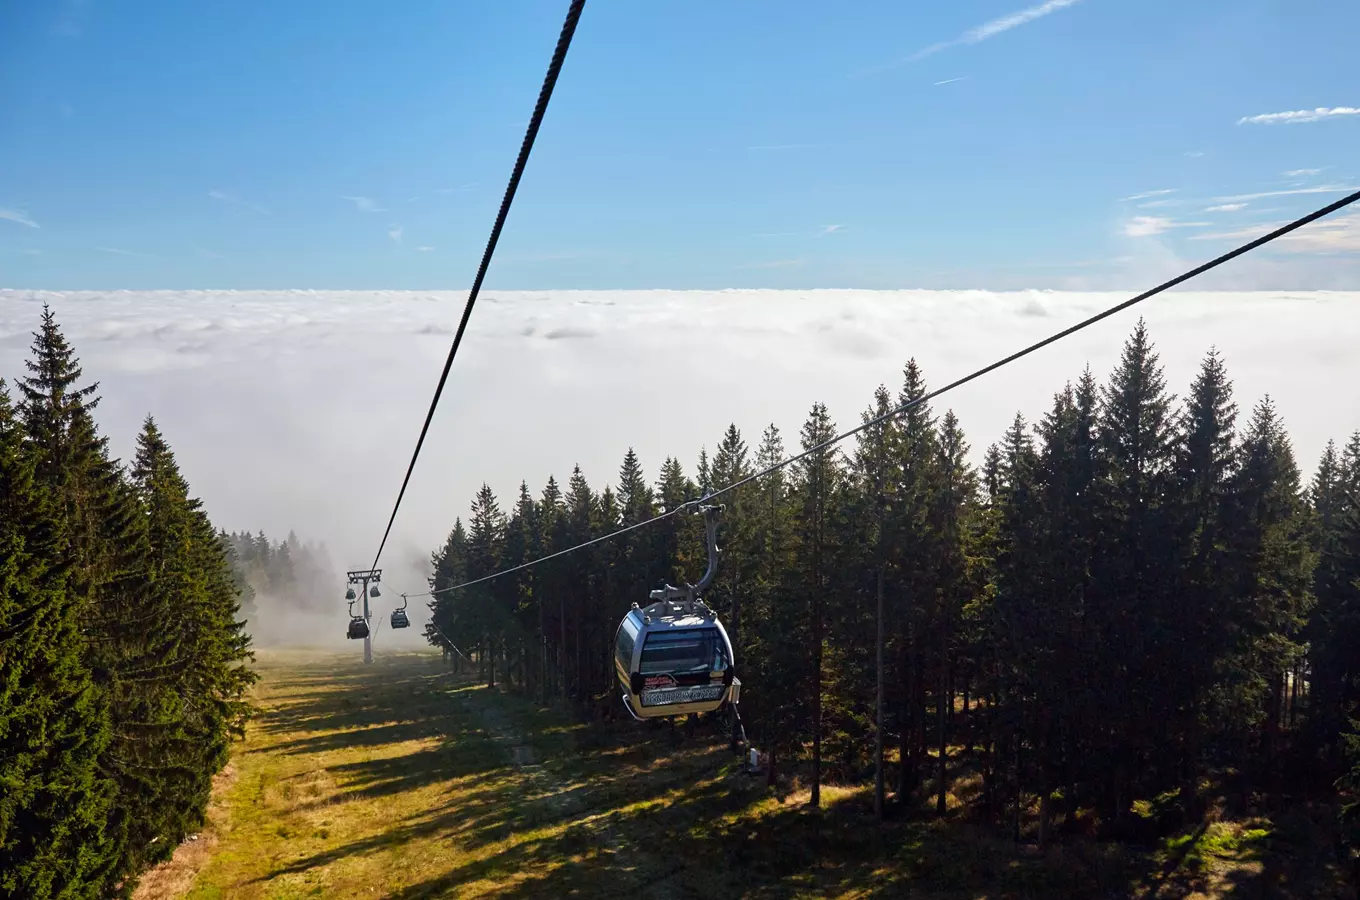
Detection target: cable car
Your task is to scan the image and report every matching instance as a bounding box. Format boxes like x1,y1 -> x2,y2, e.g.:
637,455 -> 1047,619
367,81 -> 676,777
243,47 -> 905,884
390,593 -> 410,629
614,503 -> 741,720
346,600 -> 369,640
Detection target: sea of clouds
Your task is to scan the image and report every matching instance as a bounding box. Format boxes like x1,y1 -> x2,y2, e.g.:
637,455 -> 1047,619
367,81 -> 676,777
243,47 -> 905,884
1,288 -> 1356,646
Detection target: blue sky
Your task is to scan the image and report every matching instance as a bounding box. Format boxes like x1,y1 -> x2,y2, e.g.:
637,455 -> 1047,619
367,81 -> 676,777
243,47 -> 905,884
2,0 -> 1356,290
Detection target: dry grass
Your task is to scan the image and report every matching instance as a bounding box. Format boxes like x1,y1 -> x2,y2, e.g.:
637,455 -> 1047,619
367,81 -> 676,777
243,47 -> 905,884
157,650 -> 1353,899
131,764 -> 237,900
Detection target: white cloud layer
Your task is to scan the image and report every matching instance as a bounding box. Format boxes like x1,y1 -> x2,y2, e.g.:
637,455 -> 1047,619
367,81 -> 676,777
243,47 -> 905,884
1239,107 -> 1360,125
1,289 -> 1357,643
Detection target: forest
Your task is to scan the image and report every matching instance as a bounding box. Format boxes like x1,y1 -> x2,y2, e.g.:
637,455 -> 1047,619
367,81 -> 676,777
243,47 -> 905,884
427,319 -> 1360,859
0,307 -> 255,899
220,529 -> 338,639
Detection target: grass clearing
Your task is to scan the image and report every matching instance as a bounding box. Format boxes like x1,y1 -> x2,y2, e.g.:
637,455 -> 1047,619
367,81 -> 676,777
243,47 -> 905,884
142,650 -> 1351,898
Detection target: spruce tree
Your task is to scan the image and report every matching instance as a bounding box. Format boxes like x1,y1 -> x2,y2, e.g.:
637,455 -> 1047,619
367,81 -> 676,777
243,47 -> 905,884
1092,320 -> 1181,827
1167,349 -> 1239,814
467,485 -> 506,687
0,379 -> 113,900
891,360 -> 939,798
1310,436 -> 1360,761
427,520 -> 470,660
790,402 -> 844,807
1223,398 -> 1315,774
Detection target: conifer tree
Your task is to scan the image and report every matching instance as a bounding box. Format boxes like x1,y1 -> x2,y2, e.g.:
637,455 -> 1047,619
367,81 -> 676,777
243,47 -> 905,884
1092,319 -> 1180,827
891,360 -> 939,797
789,402 -> 845,807
1309,435 -> 1360,760
1170,349 -> 1239,813
1223,398 -> 1315,773
0,379 -> 113,900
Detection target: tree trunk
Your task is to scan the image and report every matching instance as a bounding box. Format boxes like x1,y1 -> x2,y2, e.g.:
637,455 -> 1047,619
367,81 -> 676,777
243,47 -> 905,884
875,563 -> 886,821
810,464 -> 823,809
937,662 -> 948,816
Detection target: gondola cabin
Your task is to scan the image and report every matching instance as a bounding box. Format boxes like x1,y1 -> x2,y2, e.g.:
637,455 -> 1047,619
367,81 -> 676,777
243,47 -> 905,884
390,608 -> 410,629
347,616 -> 369,640
614,599 -> 740,720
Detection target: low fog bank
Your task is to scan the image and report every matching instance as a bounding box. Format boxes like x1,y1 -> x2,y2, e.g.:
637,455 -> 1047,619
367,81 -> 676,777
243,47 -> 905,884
3,289 -> 1358,616
246,595 -> 435,652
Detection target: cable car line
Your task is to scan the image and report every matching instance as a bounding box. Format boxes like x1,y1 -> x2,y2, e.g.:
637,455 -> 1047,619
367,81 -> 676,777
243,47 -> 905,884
368,0 -> 587,575
410,187 -> 1360,600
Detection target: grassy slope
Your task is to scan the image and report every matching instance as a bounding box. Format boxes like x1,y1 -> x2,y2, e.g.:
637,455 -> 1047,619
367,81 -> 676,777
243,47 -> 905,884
163,650 -> 1353,899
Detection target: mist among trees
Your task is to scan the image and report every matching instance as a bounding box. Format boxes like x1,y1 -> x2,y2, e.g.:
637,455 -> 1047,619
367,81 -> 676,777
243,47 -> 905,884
220,529 -> 338,642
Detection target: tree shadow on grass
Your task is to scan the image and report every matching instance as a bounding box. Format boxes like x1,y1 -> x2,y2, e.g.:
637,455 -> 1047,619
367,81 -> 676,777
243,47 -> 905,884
248,654 -> 475,758
244,658 -> 1342,900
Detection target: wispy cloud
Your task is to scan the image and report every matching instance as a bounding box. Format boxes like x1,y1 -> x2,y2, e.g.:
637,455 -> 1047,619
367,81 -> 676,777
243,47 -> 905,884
19,248 -> 42,256
911,0 -> 1084,61
388,225 -> 403,244
738,259 -> 806,270
97,246 -> 157,259
0,208 -> 40,229
1185,151 -> 1206,158
208,189 -> 268,214
342,195 -> 386,213
818,224 -> 846,236
1283,168 -> 1324,177
1191,214 -> 1360,252
933,77 -> 968,86
1120,189 -> 1177,202
1206,203 -> 1248,212
1122,216 -> 1210,237
415,246 -> 434,252
1137,199 -> 1179,209
1212,184 -> 1359,203
1238,107 -> 1360,126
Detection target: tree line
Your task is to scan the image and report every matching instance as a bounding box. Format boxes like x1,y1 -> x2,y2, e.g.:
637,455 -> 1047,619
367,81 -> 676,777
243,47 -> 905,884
427,319 -> 1360,844
0,307 -> 255,899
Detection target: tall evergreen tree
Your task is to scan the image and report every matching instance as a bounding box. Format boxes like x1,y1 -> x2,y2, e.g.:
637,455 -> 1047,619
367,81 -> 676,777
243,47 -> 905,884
0,379 -> 113,900
1092,319 -> 1181,827
789,403 -> 845,807
1221,398 -> 1315,774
